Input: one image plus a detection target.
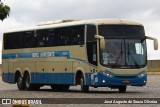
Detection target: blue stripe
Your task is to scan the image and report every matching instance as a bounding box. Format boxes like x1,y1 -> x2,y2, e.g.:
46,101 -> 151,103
2,50 -> 89,64
19,53 -> 32,58
2,50 -> 70,59
2,72 -> 75,85
31,73 -> 74,85
2,54 -> 16,59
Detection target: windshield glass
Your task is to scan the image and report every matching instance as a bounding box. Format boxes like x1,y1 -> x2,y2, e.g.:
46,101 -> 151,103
99,25 -> 145,39
100,39 -> 147,68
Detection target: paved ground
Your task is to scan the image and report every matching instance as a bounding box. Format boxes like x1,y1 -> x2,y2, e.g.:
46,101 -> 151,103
0,75 -> 160,107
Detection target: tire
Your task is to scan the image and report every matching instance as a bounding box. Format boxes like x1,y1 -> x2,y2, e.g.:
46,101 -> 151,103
80,76 -> 89,93
24,73 -> 32,90
17,75 -> 25,90
118,86 -> 127,93
51,85 -> 70,92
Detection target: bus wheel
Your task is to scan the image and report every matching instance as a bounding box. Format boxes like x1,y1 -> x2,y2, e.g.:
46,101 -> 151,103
24,73 -> 34,91
80,76 -> 89,93
118,86 -> 127,93
17,75 -> 25,90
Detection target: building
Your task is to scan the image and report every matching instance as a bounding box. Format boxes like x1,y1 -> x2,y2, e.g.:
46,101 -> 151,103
147,60 -> 160,72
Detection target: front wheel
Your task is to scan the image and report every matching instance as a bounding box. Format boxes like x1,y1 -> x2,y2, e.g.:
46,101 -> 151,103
118,86 -> 127,93
80,76 -> 89,93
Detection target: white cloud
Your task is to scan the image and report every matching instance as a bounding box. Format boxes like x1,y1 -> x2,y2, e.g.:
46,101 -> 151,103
0,0 -> 160,63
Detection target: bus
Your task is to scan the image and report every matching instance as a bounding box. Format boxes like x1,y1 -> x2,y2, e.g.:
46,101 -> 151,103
2,19 -> 158,92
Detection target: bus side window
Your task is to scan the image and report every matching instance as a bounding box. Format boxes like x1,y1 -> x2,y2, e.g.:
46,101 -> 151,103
23,31 -> 35,48
48,29 -> 54,46
4,33 -> 21,49
36,30 -> 48,47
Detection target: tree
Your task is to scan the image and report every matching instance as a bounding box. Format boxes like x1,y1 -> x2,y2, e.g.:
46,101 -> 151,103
0,0 -> 10,21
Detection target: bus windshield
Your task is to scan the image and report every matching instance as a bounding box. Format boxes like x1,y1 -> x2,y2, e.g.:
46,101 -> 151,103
99,25 -> 147,68
98,25 -> 145,39
100,39 -> 147,68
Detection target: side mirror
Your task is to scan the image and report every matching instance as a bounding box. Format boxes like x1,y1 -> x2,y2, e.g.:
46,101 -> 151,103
95,35 -> 105,49
154,39 -> 158,50
146,36 -> 158,50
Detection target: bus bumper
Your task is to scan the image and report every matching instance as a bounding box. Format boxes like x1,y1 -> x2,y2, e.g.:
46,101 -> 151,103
88,71 -> 147,87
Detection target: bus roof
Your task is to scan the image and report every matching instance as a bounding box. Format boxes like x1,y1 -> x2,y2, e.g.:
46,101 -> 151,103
4,18 -> 143,33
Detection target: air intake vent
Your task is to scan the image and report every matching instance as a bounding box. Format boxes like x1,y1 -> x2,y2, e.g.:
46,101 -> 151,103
37,19 -> 81,26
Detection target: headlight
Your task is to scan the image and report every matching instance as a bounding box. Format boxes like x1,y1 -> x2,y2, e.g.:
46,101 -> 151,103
137,71 -> 146,77
103,71 -> 114,77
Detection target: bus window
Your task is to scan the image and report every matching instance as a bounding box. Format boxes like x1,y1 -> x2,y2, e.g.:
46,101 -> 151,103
4,33 -> 22,49
87,25 -> 96,42
23,31 -> 35,48
54,25 -> 84,46
87,25 -> 97,65
87,41 -> 97,66
37,29 -> 49,47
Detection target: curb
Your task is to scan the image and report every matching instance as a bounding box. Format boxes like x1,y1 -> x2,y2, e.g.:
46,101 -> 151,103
147,72 -> 160,75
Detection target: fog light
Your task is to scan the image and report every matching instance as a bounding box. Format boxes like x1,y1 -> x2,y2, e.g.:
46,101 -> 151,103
102,80 -> 105,83
144,81 -> 146,83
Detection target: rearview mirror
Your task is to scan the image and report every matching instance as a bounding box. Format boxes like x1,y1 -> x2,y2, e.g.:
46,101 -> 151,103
146,36 -> 158,50
95,35 -> 105,49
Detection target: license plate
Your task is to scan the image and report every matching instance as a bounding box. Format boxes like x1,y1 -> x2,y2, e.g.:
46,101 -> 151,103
122,80 -> 130,84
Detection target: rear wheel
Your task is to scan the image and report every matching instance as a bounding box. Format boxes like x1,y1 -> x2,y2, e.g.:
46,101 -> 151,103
17,75 -> 25,90
118,86 -> 127,93
80,76 -> 89,93
24,73 -> 40,91
24,73 -> 33,90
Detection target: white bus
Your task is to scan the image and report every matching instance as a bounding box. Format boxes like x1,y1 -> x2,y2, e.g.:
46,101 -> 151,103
2,19 -> 158,92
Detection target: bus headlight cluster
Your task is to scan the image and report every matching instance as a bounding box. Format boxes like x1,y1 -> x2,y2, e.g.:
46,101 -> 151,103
103,71 -> 114,77
137,71 -> 146,77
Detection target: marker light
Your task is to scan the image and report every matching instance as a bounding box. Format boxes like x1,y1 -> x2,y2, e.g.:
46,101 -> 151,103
137,71 -> 146,77
103,71 -> 114,77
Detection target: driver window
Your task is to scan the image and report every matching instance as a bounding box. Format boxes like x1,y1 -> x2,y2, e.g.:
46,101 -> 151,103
87,41 -> 97,66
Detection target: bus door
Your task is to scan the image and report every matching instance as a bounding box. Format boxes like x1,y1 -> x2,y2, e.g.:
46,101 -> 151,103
87,41 -> 98,85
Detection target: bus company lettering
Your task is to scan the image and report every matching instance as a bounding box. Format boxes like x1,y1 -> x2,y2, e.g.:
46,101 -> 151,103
40,52 -> 55,57
32,53 -> 39,58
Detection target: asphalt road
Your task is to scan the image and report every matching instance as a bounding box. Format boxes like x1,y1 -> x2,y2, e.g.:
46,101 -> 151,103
0,75 -> 160,107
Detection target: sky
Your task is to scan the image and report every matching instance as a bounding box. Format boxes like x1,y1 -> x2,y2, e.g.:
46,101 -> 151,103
0,0 -> 160,63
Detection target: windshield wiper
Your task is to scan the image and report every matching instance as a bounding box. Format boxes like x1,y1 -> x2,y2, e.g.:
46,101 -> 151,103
115,41 -> 123,64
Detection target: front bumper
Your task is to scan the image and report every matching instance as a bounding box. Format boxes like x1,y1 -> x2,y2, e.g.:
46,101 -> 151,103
88,72 -> 147,87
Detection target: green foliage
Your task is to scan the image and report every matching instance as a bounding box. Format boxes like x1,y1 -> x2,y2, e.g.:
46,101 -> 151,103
0,2 -> 10,21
